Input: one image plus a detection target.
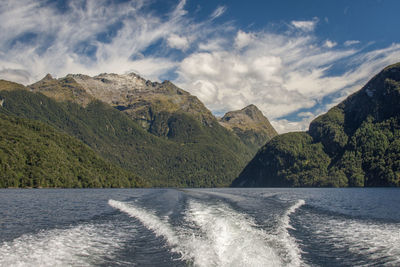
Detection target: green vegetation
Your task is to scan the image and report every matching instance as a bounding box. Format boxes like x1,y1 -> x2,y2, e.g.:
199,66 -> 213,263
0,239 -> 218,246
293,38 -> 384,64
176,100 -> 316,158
233,63 -> 400,187
232,132 -> 332,187
0,113 -> 143,188
0,83 -> 252,187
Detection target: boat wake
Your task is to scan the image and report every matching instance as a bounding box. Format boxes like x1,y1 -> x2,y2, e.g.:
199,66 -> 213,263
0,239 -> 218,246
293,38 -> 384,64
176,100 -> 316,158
109,198 -> 305,267
311,216 -> 400,266
0,223 -> 128,267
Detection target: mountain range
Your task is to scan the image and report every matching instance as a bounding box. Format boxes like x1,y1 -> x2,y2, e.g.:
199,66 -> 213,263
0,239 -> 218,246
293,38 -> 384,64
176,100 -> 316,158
2,63 -> 399,188
0,73 -> 276,187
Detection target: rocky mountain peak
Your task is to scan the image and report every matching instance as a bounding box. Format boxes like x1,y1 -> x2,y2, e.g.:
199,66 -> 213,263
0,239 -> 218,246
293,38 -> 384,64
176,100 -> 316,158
220,105 -> 274,129
219,104 -> 278,153
241,104 -> 266,121
28,74 -> 94,106
43,73 -> 54,80
61,72 -> 215,132
70,72 -> 150,95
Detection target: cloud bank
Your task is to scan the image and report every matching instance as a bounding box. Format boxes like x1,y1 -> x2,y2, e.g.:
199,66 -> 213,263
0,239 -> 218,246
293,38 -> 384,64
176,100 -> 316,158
1,0 -> 400,133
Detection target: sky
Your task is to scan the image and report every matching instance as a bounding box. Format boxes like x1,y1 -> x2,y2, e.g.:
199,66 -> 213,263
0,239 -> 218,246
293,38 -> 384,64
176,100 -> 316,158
1,0 -> 400,133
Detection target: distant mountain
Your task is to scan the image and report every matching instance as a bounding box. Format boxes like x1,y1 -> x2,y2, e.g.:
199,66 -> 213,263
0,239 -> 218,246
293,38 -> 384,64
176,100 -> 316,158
1,74 -> 255,187
232,63 -> 400,187
219,104 -> 277,154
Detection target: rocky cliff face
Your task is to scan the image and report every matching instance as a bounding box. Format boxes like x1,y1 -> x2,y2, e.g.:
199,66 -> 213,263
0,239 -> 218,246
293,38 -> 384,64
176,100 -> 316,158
219,105 -> 277,153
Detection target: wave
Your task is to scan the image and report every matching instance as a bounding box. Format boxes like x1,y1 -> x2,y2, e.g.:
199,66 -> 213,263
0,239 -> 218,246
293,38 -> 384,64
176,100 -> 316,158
0,223 -> 126,267
108,199 -> 179,247
182,199 -> 282,267
274,199 -> 306,267
109,198 -> 306,267
311,216 -> 400,266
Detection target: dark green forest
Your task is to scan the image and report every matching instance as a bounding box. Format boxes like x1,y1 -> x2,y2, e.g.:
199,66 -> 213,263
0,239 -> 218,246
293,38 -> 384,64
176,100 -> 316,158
0,113 -> 143,188
0,84 -> 252,187
232,63 -> 400,187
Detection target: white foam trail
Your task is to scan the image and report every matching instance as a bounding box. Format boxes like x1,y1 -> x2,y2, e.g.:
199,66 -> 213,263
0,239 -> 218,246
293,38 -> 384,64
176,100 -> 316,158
273,199 -> 306,267
109,199 -> 287,266
314,217 -> 400,266
282,199 -> 305,230
0,223 -> 125,267
183,199 -> 283,267
109,199 -> 306,267
108,199 -> 179,248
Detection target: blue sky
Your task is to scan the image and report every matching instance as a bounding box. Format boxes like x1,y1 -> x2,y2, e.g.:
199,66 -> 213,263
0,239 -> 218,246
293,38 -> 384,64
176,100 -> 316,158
1,0 -> 400,132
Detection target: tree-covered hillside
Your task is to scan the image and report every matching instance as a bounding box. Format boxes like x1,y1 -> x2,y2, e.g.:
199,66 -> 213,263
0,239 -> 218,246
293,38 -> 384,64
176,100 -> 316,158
0,83 -> 252,187
233,63 -> 400,187
0,113 -> 143,188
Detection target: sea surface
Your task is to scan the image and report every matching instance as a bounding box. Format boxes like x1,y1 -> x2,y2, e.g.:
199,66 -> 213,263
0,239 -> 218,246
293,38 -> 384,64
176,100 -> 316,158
0,188 -> 399,266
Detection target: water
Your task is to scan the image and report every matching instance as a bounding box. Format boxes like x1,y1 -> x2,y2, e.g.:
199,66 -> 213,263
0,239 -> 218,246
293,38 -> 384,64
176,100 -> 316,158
0,188 -> 399,266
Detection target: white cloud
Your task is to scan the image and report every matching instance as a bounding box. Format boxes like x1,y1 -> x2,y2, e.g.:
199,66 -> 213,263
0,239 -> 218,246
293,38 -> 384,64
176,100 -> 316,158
176,28 -> 400,133
210,6 -> 227,20
198,38 -> 227,52
324,40 -> 337,48
344,40 -> 360,46
298,111 -> 315,118
291,18 -> 318,32
0,0 -> 190,83
271,118 -> 313,133
167,34 -> 189,51
235,30 -> 255,49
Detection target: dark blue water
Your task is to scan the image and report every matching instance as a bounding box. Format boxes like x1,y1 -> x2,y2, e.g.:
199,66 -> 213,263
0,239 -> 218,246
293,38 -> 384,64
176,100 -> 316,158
0,188 -> 399,266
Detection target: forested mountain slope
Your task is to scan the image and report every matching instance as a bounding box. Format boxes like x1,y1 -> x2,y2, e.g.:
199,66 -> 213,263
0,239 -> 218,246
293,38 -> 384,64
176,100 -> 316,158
233,63 -> 400,187
0,112 -> 143,188
1,79 -> 253,187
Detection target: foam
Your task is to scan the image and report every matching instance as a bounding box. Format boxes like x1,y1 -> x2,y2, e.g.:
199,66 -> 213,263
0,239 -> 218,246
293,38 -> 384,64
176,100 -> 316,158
109,199 -> 301,267
182,199 -> 283,267
273,199 -> 306,267
312,216 -> 400,265
0,223 -> 125,267
282,199 -> 305,230
108,199 -> 180,248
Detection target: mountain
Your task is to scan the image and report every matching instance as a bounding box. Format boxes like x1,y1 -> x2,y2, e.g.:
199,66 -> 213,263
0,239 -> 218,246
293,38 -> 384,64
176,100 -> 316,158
1,75 -> 254,187
232,63 -> 400,187
0,112 -> 143,188
219,104 -> 277,154
66,73 -> 216,134
28,74 -> 94,106
30,73 -> 271,150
